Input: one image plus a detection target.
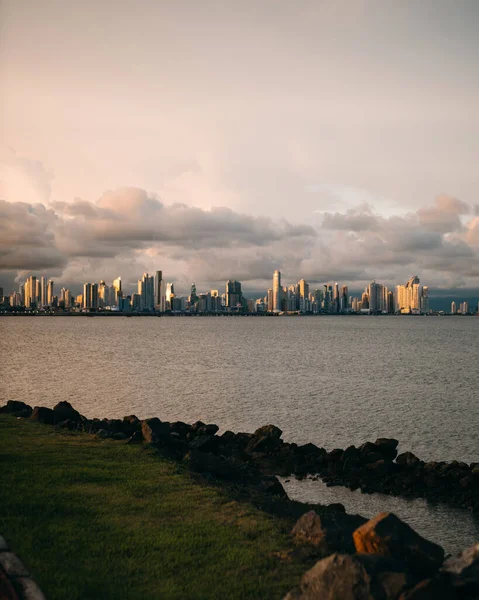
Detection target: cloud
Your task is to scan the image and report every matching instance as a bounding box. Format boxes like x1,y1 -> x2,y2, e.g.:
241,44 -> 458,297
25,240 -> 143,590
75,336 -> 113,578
1,187 -> 478,295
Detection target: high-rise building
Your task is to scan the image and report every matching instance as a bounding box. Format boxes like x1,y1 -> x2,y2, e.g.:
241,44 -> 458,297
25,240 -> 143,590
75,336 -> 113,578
396,276 -> 425,314
340,285 -> 349,313
166,282 -> 175,310
47,280 -> 54,306
273,270 -> 281,312
298,279 -> 309,312
154,270 -> 165,311
112,277 -> 122,306
138,272 -> 155,310
189,282 -> 199,307
460,301 -> 469,314
99,281 -> 110,307
225,280 -> 242,308
40,276 -> 47,307
24,276 -> 37,308
83,283 -> 98,309
451,301 -> 457,314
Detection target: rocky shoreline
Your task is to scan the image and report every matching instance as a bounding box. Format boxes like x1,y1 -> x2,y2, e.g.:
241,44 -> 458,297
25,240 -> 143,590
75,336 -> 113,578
1,400 -> 478,599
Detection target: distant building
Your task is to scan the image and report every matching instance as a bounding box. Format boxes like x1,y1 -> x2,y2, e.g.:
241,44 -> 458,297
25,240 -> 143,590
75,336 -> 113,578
273,270 -> 281,312
83,283 -> 98,309
451,301 -> 457,314
225,280 -> 243,309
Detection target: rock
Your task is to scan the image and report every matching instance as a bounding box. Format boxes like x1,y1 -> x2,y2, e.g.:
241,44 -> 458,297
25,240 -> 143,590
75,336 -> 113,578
126,431 -> 143,444
30,406 -> 56,425
188,434 -> 219,453
0,570 -> 19,600
442,542 -> 479,596
283,553 -> 372,600
362,451 -> 385,465
245,434 -> 283,455
353,512 -> 444,576
169,421 -> 191,439
366,459 -> 394,477
0,535 -> 8,550
292,510 -> 366,555
196,424 -> 219,436
375,438 -> 399,460
14,577 -> 47,600
55,419 -> 77,430
96,429 -> 113,439
0,400 -> 33,417
291,511 -> 330,547
253,424 -> 282,438
187,450 -> 234,479
397,452 -> 422,467
0,552 -> 29,577
111,432 -> 128,440
141,418 -> 171,445
256,476 -> 287,497
191,421 -> 206,432
53,401 -> 83,422
398,574 -> 457,599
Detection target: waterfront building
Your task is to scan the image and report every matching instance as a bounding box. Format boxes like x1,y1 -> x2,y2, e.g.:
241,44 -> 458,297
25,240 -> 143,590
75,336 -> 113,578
98,281 -> 110,307
340,285 -> 349,313
40,276 -> 47,307
83,283 -> 98,309
138,272 -> 155,310
112,277 -> 122,305
460,301 -> 469,314
298,279 -> 309,313
131,293 -> 141,311
273,270 -> 281,312
451,301 -> 457,314
47,280 -> 54,306
225,280 -> 242,308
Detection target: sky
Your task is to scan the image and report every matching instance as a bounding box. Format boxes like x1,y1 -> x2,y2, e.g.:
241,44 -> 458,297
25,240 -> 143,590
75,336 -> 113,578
1,0 -> 478,297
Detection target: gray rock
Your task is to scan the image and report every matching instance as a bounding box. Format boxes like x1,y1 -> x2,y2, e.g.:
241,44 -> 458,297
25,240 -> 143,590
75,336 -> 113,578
442,542 -> 479,595
15,577 -> 47,600
0,552 -> 29,577
141,418 -> 171,444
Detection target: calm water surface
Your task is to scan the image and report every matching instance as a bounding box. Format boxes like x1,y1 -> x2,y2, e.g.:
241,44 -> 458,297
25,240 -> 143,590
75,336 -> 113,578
1,315 -> 478,552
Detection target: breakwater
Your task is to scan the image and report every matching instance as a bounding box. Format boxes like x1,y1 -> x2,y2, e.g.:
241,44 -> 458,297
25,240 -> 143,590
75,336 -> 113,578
2,400 -> 479,599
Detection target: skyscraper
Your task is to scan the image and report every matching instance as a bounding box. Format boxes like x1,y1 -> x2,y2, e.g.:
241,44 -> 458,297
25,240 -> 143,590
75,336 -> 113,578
83,283 -> 98,309
154,270 -> 165,311
112,277 -> 122,306
451,301 -> 457,314
40,276 -> 47,307
273,270 -> 281,312
47,280 -> 54,306
225,280 -> 242,308
138,272 -> 155,310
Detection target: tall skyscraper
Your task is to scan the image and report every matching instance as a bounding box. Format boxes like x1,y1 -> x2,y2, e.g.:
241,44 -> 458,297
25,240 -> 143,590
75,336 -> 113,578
112,277 -> 122,306
340,285 -> 349,313
166,282 -> 175,310
451,301 -> 457,314
273,270 -> 281,312
47,280 -> 54,306
138,272 -> 155,310
40,276 -> 47,306
396,276 -> 425,314
24,276 -> 37,308
99,280 -> 110,307
154,270 -> 165,311
225,280 -> 242,308
83,283 -> 98,309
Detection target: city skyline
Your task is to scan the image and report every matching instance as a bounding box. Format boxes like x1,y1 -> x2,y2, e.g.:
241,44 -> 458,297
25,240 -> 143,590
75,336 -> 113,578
3,269 -> 478,316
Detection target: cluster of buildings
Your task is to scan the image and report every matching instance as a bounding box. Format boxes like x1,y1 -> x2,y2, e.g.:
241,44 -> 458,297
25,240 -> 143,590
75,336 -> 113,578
260,271 -> 430,315
1,271 -> 477,316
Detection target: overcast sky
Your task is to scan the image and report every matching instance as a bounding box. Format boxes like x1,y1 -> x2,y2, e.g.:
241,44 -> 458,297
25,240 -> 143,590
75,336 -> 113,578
1,0 -> 478,295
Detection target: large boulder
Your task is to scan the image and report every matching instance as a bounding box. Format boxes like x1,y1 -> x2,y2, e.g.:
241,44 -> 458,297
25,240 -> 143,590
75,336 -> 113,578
374,438 -> 399,461
396,452 -> 422,468
30,406 -> 56,425
0,400 -> 33,417
442,542 -> 479,597
291,510 -> 366,555
53,401 -> 83,423
188,434 -> 219,453
284,553 -> 412,600
141,418 -> 171,445
245,424 -> 283,454
353,512 -> 444,576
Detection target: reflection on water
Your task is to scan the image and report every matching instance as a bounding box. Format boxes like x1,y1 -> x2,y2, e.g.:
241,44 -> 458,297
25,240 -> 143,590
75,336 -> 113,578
281,476 -> 479,555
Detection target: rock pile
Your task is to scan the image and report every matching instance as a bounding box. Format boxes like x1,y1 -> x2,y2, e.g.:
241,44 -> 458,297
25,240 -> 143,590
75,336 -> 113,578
286,511 -> 478,599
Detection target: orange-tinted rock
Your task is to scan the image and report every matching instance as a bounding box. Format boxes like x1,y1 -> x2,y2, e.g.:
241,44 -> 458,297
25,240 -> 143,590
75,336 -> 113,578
353,512 -> 444,576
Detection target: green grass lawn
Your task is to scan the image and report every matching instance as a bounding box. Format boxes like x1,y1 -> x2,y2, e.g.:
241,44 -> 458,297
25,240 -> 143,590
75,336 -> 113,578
0,415 -> 306,599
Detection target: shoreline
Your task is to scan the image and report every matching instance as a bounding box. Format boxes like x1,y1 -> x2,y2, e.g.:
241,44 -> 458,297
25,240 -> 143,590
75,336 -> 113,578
1,402 -> 478,599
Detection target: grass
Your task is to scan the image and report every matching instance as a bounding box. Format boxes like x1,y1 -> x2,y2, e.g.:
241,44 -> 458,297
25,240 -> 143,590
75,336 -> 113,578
0,415 -> 306,599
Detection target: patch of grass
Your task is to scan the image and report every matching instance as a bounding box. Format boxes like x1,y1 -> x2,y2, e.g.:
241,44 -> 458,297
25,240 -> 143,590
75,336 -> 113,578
0,416 -> 305,599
